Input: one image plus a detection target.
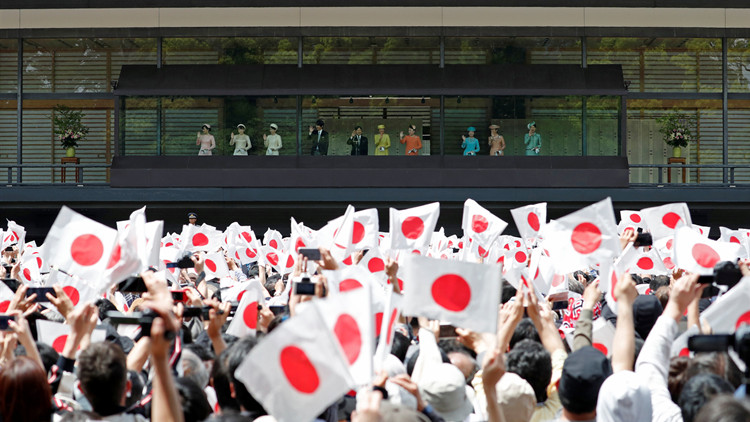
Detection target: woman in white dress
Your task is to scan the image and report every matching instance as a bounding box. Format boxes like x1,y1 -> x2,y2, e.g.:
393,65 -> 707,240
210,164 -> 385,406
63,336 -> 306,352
230,124 -> 251,156
263,123 -> 282,156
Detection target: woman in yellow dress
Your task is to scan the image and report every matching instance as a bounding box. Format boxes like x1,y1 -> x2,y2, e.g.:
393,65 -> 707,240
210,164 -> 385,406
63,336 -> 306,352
374,124 -> 390,155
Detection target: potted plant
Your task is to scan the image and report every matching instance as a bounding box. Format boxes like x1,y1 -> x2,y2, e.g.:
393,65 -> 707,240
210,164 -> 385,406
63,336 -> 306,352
657,110 -> 695,158
52,105 -> 89,157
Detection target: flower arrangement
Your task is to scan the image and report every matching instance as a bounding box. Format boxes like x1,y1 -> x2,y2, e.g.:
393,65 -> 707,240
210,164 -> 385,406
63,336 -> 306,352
52,105 -> 89,149
656,110 -> 695,148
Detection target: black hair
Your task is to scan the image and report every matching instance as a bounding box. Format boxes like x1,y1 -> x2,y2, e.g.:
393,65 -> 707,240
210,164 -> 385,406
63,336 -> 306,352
76,342 -> 128,416
506,339 -> 551,403
390,331 -> 410,362
185,342 -> 215,362
14,342 -> 59,375
501,281 -> 517,304
175,377 -> 213,422
125,370 -> 145,408
224,337 -> 266,415
354,125 -> 362,131
509,318 -> 540,350
438,338 -> 477,359
679,373 -> 734,422
694,395 -> 750,422
210,348 -> 240,413
202,124 -> 211,131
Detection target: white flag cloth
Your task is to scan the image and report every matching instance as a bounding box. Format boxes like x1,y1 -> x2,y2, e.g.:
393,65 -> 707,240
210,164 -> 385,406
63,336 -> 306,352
181,224 -> 218,252
48,268 -> 99,308
402,254 -> 501,333
358,247 -> 387,284
290,218 -> 316,255
599,262 -> 620,315
41,206 -> 118,288
105,207 -> 148,289
719,227 -> 750,258
325,265 -> 381,296
331,205 -> 356,261
313,287 -> 374,386
226,281 -> 266,338
700,277 -> 750,333
263,229 -> 284,251
674,227 -> 743,275
352,208 -> 380,250
592,318 -> 616,357
4,221 -> 26,253
462,199 -> 507,252
617,210 -> 647,234
614,244 -> 669,275
203,252 -> 231,280
0,281 -> 14,312
389,202 -> 440,253
540,198 -> 620,274
510,202 -> 546,246
19,249 -> 42,284
143,220 -> 164,268
234,303 -> 354,422
640,202 -> 692,240
692,224 -> 711,238
36,320 -> 73,353
529,248 -> 555,296
374,286 -> 403,371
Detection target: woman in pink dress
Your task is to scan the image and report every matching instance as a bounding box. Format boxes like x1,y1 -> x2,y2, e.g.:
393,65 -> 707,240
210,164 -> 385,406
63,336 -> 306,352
196,124 -> 216,156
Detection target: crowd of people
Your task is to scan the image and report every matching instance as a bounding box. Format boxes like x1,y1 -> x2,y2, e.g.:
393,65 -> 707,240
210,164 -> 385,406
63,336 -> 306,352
0,202 -> 748,422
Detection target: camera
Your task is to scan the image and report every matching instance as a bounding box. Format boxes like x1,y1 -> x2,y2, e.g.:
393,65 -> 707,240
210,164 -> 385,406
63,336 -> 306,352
118,276 -> 148,293
166,253 -> 195,269
699,260 -> 743,298
182,306 -> 216,320
633,232 -> 653,248
293,275 -> 316,296
689,324 -> 750,371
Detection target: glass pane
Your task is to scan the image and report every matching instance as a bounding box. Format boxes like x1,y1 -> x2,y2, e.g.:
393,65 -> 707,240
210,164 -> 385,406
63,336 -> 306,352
587,38 -> 721,93
626,99 -> 722,184
163,38 -> 298,65
22,101 -> 114,183
0,39 -> 18,93
586,96 -> 620,156
728,38 -> 750,93
728,100 -> 750,182
23,38 -> 157,93
301,96 -> 437,156
0,100 -> 18,184
303,37 -> 439,65
444,37 -> 581,65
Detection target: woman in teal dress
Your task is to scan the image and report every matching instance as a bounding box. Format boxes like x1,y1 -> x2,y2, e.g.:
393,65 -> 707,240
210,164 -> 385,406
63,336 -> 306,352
524,121 -> 541,156
461,126 -> 480,156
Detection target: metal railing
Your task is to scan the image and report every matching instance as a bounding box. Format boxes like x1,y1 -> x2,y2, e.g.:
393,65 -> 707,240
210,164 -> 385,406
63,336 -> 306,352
629,163 -> 750,186
0,164 -> 111,186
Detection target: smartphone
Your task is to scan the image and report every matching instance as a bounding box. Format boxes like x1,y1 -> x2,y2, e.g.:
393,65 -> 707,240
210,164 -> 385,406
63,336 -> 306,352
438,324 -> 457,338
633,233 -> 653,248
293,281 -> 316,296
697,275 -> 714,284
182,306 -> 214,320
0,315 -> 15,331
552,301 -> 569,311
170,290 -> 188,303
1,278 -> 19,292
269,305 -> 287,316
118,276 -> 148,293
27,287 -> 56,302
298,248 -> 321,261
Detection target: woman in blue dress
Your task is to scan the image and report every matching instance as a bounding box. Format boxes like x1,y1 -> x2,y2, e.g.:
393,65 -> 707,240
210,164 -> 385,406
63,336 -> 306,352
524,121 -> 541,156
461,126 -> 480,156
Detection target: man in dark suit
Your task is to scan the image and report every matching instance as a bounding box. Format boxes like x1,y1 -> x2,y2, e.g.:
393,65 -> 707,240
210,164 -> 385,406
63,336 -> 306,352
346,125 -> 368,156
307,119 -> 329,155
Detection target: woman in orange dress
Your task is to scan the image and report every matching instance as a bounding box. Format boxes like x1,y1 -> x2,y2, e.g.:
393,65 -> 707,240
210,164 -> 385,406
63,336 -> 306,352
399,124 -> 422,156
488,124 -> 505,156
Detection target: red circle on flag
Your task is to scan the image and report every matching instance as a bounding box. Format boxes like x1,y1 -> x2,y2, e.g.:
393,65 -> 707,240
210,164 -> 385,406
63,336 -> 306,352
528,212 -> 540,232
472,215 -> 489,233
52,335 -> 68,353
679,347 -> 690,357
352,222 -> 365,244
730,236 -> 741,244
368,257 -> 385,273
241,231 -> 253,243
497,256 -> 505,265
571,222 -> 602,255
339,279 -> 362,292
106,244 -> 122,270
165,242 -> 173,247
663,257 -> 675,270
667,239 -> 674,250
611,271 -> 618,301
235,251 -> 240,260
637,257 -> 654,270
374,312 -> 384,336
70,234 -> 104,266
237,290 -> 246,303
205,259 -> 217,273
22,268 -> 31,281
552,274 -> 565,287
243,301 -> 259,329
342,256 -> 354,266
431,274 -> 471,312
629,214 -> 642,223
735,311 -> 750,330
534,267 -> 540,280
401,217 -> 425,240
396,278 -> 404,291
691,244 -> 720,268
192,233 -> 209,247
592,343 -> 608,355
286,254 -> 295,268
63,286 -> 80,306
662,212 -> 682,229
334,313 -> 362,364
386,308 -> 399,344
515,251 -> 527,264
294,238 -> 306,253
478,246 -> 488,257
269,239 -> 279,249
266,253 -> 279,266
36,257 -> 43,268
246,248 -> 257,258
279,346 -> 320,394
0,301 -> 9,312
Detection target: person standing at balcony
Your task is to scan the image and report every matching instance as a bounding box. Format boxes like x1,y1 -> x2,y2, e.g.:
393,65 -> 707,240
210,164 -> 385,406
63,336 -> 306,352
347,125 -> 368,156
399,124 -> 422,156
374,124 -> 391,155
461,126 -> 480,156
488,124 -> 505,156
263,123 -> 282,156
230,124 -> 251,156
308,119 -> 329,155
525,121 -> 542,156
196,124 -> 216,156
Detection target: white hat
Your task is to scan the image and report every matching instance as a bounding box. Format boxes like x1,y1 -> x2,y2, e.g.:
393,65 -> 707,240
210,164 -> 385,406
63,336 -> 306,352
270,123 -> 278,130
418,363 -> 474,422
202,123 -> 211,130
493,372 -> 536,422
596,371 -> 652,422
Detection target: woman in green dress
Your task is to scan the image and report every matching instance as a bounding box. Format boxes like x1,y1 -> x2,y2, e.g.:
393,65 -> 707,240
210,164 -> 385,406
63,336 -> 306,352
524,121 -> 541,156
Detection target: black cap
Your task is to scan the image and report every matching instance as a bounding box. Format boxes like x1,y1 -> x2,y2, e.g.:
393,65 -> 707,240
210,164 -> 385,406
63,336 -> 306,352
188,212 -> 197,219
558,346 -> 612,412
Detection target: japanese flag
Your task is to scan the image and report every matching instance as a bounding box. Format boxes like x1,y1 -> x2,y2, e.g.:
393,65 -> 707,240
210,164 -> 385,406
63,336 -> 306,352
614,244 -> 669,275
158,246 -> 182,283
529,248 -> 556,296
203,252 -> 230,280
325,265 -> 380,296
263,229 -> 284,251
599,262 -> 620,315
290,218 -> 316,255
617,210 -> 647,234
692,224 -> 711,238
37,319 -> 106,353
105,207 -> 148,289
720,227 -> 750,258
42,206 -> 118,285
235,224 -> 257,246
700,277 -> 750,334
143,220 -> 164,268
48,268 -> 99,308
234,303 -> 354,422
389,202 -> 440,253
402,254 -> 501,333
374,287 -> 403,371
653,237 -> 676,271
462,199 -> 507,251
226,280 -> 266,338
351,208 -> 380,250
181,224 -> 216,253
540,198 -> 619,274
329,205 -> 356,261
674,227 -> 742,275
641,203 -> 692,240
314,287 -> 374,386
358,247 -> 387,283
510,202 -> 546,245
3,221 -> 26,252
0,281 -> 13,312
592,318 -> 616,357
260,246 -> 290,275
19,251 -> 42,284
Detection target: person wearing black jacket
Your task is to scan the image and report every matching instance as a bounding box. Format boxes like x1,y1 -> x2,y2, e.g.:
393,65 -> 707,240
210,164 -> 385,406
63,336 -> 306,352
308,119 -> 329,156
346,125 -> 368,156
